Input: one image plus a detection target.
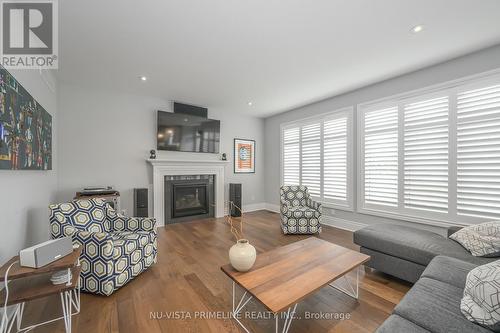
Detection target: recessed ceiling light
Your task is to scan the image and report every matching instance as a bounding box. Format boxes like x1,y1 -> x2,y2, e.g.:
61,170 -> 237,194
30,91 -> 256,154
139,76 -> 147,81
411,25 -> 424,33
247,101 -> 253,106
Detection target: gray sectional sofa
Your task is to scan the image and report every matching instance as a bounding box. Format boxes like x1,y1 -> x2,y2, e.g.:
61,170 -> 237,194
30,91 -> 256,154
353,224 -> 498,333
376,256 -> 492,333
353,224 -> 495,283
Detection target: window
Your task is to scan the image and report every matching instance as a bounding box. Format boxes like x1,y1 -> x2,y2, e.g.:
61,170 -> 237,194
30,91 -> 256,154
404,96 -> 449,213
301,123 -> 321,196
323,116 -> 348,203
363,106 -> 398,207
281,108 -> 353,210
359,74 -> 500,224
457,83 -> 500,219
282,127 -> 300,185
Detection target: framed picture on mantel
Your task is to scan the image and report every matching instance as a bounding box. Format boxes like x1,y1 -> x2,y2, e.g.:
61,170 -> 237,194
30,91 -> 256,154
234,138 -> 255,174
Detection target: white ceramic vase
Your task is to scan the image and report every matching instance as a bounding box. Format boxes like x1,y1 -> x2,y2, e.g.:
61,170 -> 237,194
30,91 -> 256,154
229,239 -> 256,272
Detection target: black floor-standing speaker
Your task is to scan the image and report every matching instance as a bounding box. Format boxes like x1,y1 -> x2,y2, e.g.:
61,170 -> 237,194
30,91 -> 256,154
229,183 -> 242,217
134,188 -> 149,217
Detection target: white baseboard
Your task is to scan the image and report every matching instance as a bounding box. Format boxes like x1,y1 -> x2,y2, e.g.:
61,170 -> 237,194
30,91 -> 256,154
224,202 -> 270,215
264,203 -> 280,213
242,203 -> 267,213
256,203 -> 365,231
322,216 -> 367,232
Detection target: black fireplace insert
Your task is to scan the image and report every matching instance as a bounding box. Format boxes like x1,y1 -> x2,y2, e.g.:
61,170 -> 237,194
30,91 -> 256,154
172,182 -> 209,218
164,175 -> 215,224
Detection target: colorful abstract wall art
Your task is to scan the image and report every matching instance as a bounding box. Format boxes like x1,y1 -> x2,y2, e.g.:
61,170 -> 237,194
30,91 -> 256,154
0,66 -> 52,170
234,138 -> 255,173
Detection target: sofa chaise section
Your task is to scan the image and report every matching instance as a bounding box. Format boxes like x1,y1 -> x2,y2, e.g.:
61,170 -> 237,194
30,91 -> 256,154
353,224 -> 494,283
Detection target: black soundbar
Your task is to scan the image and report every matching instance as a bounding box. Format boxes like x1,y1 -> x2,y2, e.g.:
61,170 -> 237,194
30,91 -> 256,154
174,102 -> 208,118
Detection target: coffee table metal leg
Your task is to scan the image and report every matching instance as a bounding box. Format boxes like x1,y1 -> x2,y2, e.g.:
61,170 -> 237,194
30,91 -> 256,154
231,281 -> 254,333
231,282 -> 298,333
328,265 -> 360,299
276,303 -> 298,333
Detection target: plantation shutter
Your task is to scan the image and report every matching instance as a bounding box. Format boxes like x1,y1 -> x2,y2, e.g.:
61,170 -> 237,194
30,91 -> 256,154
323,115 -> 347,203
457,84 -> 500,218
364,106 -> 399,207
283,127 -> 300,186
403,96 -> 449,213
281,108 -> 353,210
301,123 -> 321,196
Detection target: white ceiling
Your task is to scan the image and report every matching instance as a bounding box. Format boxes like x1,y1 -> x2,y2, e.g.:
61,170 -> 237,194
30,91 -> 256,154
57,0 -> 500,117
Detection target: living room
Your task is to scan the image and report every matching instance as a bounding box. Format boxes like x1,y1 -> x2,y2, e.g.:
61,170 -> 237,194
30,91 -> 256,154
1,1 -> 500,332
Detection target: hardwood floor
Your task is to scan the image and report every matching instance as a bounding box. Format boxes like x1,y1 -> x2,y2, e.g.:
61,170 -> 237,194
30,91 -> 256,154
25,211 -> 411,332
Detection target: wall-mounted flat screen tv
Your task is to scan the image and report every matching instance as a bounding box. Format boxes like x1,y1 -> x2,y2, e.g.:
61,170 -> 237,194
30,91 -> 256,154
157,111 -> 220,153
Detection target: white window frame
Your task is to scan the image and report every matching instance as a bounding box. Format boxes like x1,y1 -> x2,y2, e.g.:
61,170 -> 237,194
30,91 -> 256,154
357,70 -> 500,227
280,107 -> 354,211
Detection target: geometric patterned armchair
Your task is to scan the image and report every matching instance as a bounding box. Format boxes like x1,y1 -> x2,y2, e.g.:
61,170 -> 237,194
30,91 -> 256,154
280,185 -> 322,235
49,198 -> 157,296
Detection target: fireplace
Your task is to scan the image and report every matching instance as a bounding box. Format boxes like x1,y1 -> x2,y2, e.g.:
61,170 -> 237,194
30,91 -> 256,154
148,159 -> 227,226
164,175 -> 215,224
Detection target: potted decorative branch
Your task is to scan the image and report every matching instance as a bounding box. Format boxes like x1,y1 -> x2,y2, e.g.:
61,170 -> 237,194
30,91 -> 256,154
225,201 -> 256,272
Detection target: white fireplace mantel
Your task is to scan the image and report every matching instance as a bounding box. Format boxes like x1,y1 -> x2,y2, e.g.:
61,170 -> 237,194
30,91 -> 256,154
147,159 -> 229,226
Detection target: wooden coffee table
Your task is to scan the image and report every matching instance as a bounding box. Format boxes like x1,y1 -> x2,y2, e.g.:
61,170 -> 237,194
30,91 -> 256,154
221,237 -> 370,333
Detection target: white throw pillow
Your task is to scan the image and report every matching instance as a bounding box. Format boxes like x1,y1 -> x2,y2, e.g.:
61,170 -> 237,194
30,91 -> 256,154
461,260 -> 500,332
450,221 -> 500,257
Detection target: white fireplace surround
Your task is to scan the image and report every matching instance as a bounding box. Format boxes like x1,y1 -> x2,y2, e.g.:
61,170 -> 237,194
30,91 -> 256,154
147,159 -> 229,226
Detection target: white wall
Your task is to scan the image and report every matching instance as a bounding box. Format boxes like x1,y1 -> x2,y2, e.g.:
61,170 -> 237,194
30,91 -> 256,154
0,69 -> 58,264
57,83 -> 265,217
264,44 -> 500,235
